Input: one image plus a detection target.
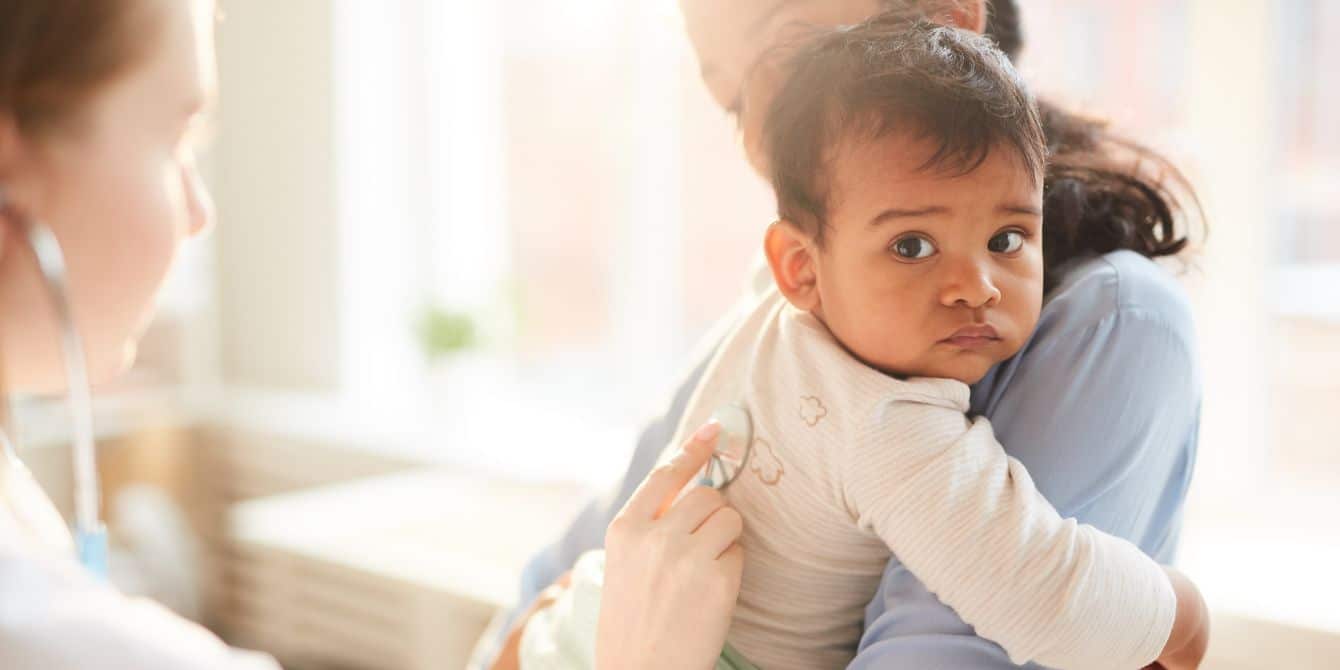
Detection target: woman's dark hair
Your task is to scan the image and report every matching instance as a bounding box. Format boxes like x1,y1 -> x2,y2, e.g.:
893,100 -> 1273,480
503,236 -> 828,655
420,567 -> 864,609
766,19 -> 1047,249
849,0 -> 1203,288
983,0 -> 1023,60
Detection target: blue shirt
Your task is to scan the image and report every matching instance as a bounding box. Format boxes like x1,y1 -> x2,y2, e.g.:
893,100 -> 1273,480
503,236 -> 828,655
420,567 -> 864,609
483,250 -> 1201,670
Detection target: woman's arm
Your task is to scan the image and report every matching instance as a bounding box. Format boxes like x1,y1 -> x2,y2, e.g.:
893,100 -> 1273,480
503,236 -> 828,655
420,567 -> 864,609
849,253 -> 1202,669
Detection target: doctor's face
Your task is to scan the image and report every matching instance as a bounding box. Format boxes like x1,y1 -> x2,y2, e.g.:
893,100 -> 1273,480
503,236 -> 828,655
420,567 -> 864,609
0,0 -> 217,392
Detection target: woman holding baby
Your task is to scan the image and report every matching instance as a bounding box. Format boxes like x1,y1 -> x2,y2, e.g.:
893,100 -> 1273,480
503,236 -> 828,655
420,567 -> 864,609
481,1 -> 1207,669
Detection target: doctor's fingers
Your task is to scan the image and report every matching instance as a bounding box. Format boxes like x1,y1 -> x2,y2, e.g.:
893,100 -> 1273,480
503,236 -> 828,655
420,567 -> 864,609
692,506 -> 745,560
618,421 -> 722,523
663,484 -> 730,535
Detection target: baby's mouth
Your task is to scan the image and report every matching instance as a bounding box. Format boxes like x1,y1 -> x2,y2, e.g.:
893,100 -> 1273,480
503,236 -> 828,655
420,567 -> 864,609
940,324 -> 1002,349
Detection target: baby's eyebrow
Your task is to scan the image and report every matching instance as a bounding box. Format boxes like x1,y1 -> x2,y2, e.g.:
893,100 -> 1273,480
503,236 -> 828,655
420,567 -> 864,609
998,204 -> 1042,216
868,206 -> 949,227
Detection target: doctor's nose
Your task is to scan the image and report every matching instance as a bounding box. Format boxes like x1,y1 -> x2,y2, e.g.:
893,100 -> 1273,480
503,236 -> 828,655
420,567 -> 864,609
939,257 -> 1002,310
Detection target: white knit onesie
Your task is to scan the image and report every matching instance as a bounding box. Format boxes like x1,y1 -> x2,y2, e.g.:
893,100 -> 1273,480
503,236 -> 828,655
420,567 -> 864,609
659,287 -> 1176,670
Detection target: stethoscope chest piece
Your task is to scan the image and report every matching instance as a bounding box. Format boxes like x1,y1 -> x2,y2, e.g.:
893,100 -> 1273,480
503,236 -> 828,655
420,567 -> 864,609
701,403 -> 753,490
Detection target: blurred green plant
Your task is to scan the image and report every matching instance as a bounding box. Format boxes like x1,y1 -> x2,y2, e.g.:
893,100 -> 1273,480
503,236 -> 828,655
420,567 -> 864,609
414,305 -> 479,363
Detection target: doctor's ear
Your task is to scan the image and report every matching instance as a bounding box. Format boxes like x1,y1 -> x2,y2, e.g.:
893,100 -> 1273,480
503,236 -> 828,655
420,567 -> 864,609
764,220 -> 821,312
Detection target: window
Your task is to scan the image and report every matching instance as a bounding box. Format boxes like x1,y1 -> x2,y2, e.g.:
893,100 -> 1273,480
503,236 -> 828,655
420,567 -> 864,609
330,0 -> 771,484
1274,0 -> 1340,317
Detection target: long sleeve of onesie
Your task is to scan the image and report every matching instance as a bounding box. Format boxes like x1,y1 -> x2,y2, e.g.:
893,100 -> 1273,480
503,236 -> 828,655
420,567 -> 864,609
840,390 -> 1177,670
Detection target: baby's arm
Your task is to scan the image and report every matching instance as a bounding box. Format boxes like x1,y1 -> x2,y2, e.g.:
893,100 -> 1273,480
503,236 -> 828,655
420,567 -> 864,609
841,399 -> 1190,670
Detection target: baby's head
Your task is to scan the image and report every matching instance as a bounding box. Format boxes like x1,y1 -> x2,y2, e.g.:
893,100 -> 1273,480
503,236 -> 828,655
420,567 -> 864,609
762,17 -> 1046,384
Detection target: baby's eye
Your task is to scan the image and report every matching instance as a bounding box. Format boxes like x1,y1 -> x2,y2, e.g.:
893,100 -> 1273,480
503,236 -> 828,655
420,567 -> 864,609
891,235 -> 937,260
988,230 -> 1025,254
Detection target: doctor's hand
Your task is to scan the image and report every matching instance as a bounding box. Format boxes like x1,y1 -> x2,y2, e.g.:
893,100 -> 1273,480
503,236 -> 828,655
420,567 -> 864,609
596,421 -> 745,670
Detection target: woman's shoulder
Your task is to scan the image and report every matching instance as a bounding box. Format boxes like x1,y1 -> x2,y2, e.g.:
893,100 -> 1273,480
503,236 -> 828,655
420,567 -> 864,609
1040,250 -> 1196,346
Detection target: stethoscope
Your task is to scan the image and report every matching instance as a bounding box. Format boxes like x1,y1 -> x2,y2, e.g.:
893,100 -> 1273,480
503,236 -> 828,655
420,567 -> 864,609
0,186 -> 108,578
699,403 -> 754,490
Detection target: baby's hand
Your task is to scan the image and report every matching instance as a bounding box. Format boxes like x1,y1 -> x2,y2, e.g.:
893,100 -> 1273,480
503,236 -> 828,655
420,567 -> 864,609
1149,567 -> 1209,670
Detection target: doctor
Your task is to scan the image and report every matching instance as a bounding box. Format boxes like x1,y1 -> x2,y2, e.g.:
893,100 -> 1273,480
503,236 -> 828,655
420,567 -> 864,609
0,0 -> 278,667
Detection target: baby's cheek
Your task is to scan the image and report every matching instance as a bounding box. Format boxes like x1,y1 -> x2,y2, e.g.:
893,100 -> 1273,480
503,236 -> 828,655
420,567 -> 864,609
1005,276 -> 1044,338
858,314 -> 923,372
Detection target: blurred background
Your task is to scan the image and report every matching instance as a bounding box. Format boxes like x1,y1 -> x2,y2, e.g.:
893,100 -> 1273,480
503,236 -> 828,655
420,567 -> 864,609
10,0 -> 1338,668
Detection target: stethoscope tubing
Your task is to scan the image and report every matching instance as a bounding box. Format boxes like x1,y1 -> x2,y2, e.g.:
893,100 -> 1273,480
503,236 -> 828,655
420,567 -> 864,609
0,187 -> 107,577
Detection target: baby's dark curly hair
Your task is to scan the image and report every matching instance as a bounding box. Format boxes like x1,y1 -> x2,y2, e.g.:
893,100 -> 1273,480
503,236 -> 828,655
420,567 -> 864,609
771,5 -> 1200,290
766,18 -> 1046,246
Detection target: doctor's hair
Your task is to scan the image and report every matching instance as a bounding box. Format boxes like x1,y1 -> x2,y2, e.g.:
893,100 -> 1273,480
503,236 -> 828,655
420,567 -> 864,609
0,0 -> 159,138
870,0 -> 1201,289
765,18 -> 1046,245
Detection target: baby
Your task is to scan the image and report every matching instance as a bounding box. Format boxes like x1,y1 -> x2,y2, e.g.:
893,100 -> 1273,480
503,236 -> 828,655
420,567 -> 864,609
522,18 -> 1202,670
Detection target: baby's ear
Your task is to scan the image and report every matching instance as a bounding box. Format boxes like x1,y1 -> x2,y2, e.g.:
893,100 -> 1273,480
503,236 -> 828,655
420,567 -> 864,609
934,0 -> 987,34
764,220 -> 821,312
